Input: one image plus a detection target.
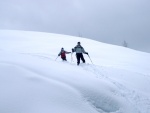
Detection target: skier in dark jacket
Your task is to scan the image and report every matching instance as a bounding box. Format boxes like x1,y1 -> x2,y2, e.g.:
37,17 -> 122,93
72,42 -> 88,65
58,48 -> 71,61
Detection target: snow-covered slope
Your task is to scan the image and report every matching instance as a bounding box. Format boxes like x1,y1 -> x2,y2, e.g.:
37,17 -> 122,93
0,30 -> 150,113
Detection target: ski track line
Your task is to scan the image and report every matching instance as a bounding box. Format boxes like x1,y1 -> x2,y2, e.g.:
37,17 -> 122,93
81,64 -> 150,113
20,52 -> 54,60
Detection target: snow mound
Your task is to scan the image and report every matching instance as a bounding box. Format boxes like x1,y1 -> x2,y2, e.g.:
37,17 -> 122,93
0,30 -> 150,113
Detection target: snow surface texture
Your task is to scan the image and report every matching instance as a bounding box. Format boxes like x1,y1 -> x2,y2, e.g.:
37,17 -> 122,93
0,30 -> 150,113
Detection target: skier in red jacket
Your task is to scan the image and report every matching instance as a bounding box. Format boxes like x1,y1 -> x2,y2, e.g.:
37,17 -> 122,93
58,48 -> 71,61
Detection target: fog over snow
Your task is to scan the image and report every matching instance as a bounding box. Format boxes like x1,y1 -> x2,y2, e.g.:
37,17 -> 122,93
0,30 -> 150,113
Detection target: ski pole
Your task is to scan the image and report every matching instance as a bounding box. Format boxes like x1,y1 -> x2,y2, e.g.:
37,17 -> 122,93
71,53 -> 73,62
71,48 -> 74,62
87,54 -> 93,64
71,52 -> 74,62
55,56 -> 59,61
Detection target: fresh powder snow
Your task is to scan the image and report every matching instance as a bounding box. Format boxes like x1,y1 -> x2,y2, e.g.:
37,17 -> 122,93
0,30 -> 150,113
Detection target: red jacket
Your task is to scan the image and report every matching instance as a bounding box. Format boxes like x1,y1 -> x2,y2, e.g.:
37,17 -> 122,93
58,50 -> 71,58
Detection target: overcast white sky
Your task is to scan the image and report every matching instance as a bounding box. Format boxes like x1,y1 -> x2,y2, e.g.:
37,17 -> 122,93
0,0 -> 150,52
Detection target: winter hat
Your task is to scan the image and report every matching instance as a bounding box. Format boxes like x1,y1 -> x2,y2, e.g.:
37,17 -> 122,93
77,42 -> 80,45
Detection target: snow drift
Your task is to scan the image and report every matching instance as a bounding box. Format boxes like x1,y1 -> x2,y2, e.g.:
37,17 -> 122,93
0,30 -> 150,113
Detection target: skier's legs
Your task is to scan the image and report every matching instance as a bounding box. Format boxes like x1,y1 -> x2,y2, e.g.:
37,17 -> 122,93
76,53 -> 80,65
62,57 -> 67,61
80,54 -> 85,63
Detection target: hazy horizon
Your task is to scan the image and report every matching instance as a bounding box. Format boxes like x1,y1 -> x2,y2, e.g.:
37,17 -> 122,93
0,0 -> 150,52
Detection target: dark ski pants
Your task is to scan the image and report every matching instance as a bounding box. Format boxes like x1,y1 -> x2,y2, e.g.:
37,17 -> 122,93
76,53 -> 85,65
61,57 -> 67,61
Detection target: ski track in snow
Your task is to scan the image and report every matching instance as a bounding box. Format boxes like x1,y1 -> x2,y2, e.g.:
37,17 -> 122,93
20,52 -> 150,113
80,63 -> 150,113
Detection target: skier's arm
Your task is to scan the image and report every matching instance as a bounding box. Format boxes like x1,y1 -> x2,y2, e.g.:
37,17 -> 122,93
58,52 -> 61,56
82,48 -> 88,54
72,47 -> 76,52
65,51 -> 71,54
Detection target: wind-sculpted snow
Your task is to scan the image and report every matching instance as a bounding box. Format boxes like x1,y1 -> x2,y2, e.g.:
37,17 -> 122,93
0,30 -> 150,113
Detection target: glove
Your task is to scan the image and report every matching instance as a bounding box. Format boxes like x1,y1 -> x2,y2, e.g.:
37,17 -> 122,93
86,52 -> 88,55
72,48 -> 74,52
